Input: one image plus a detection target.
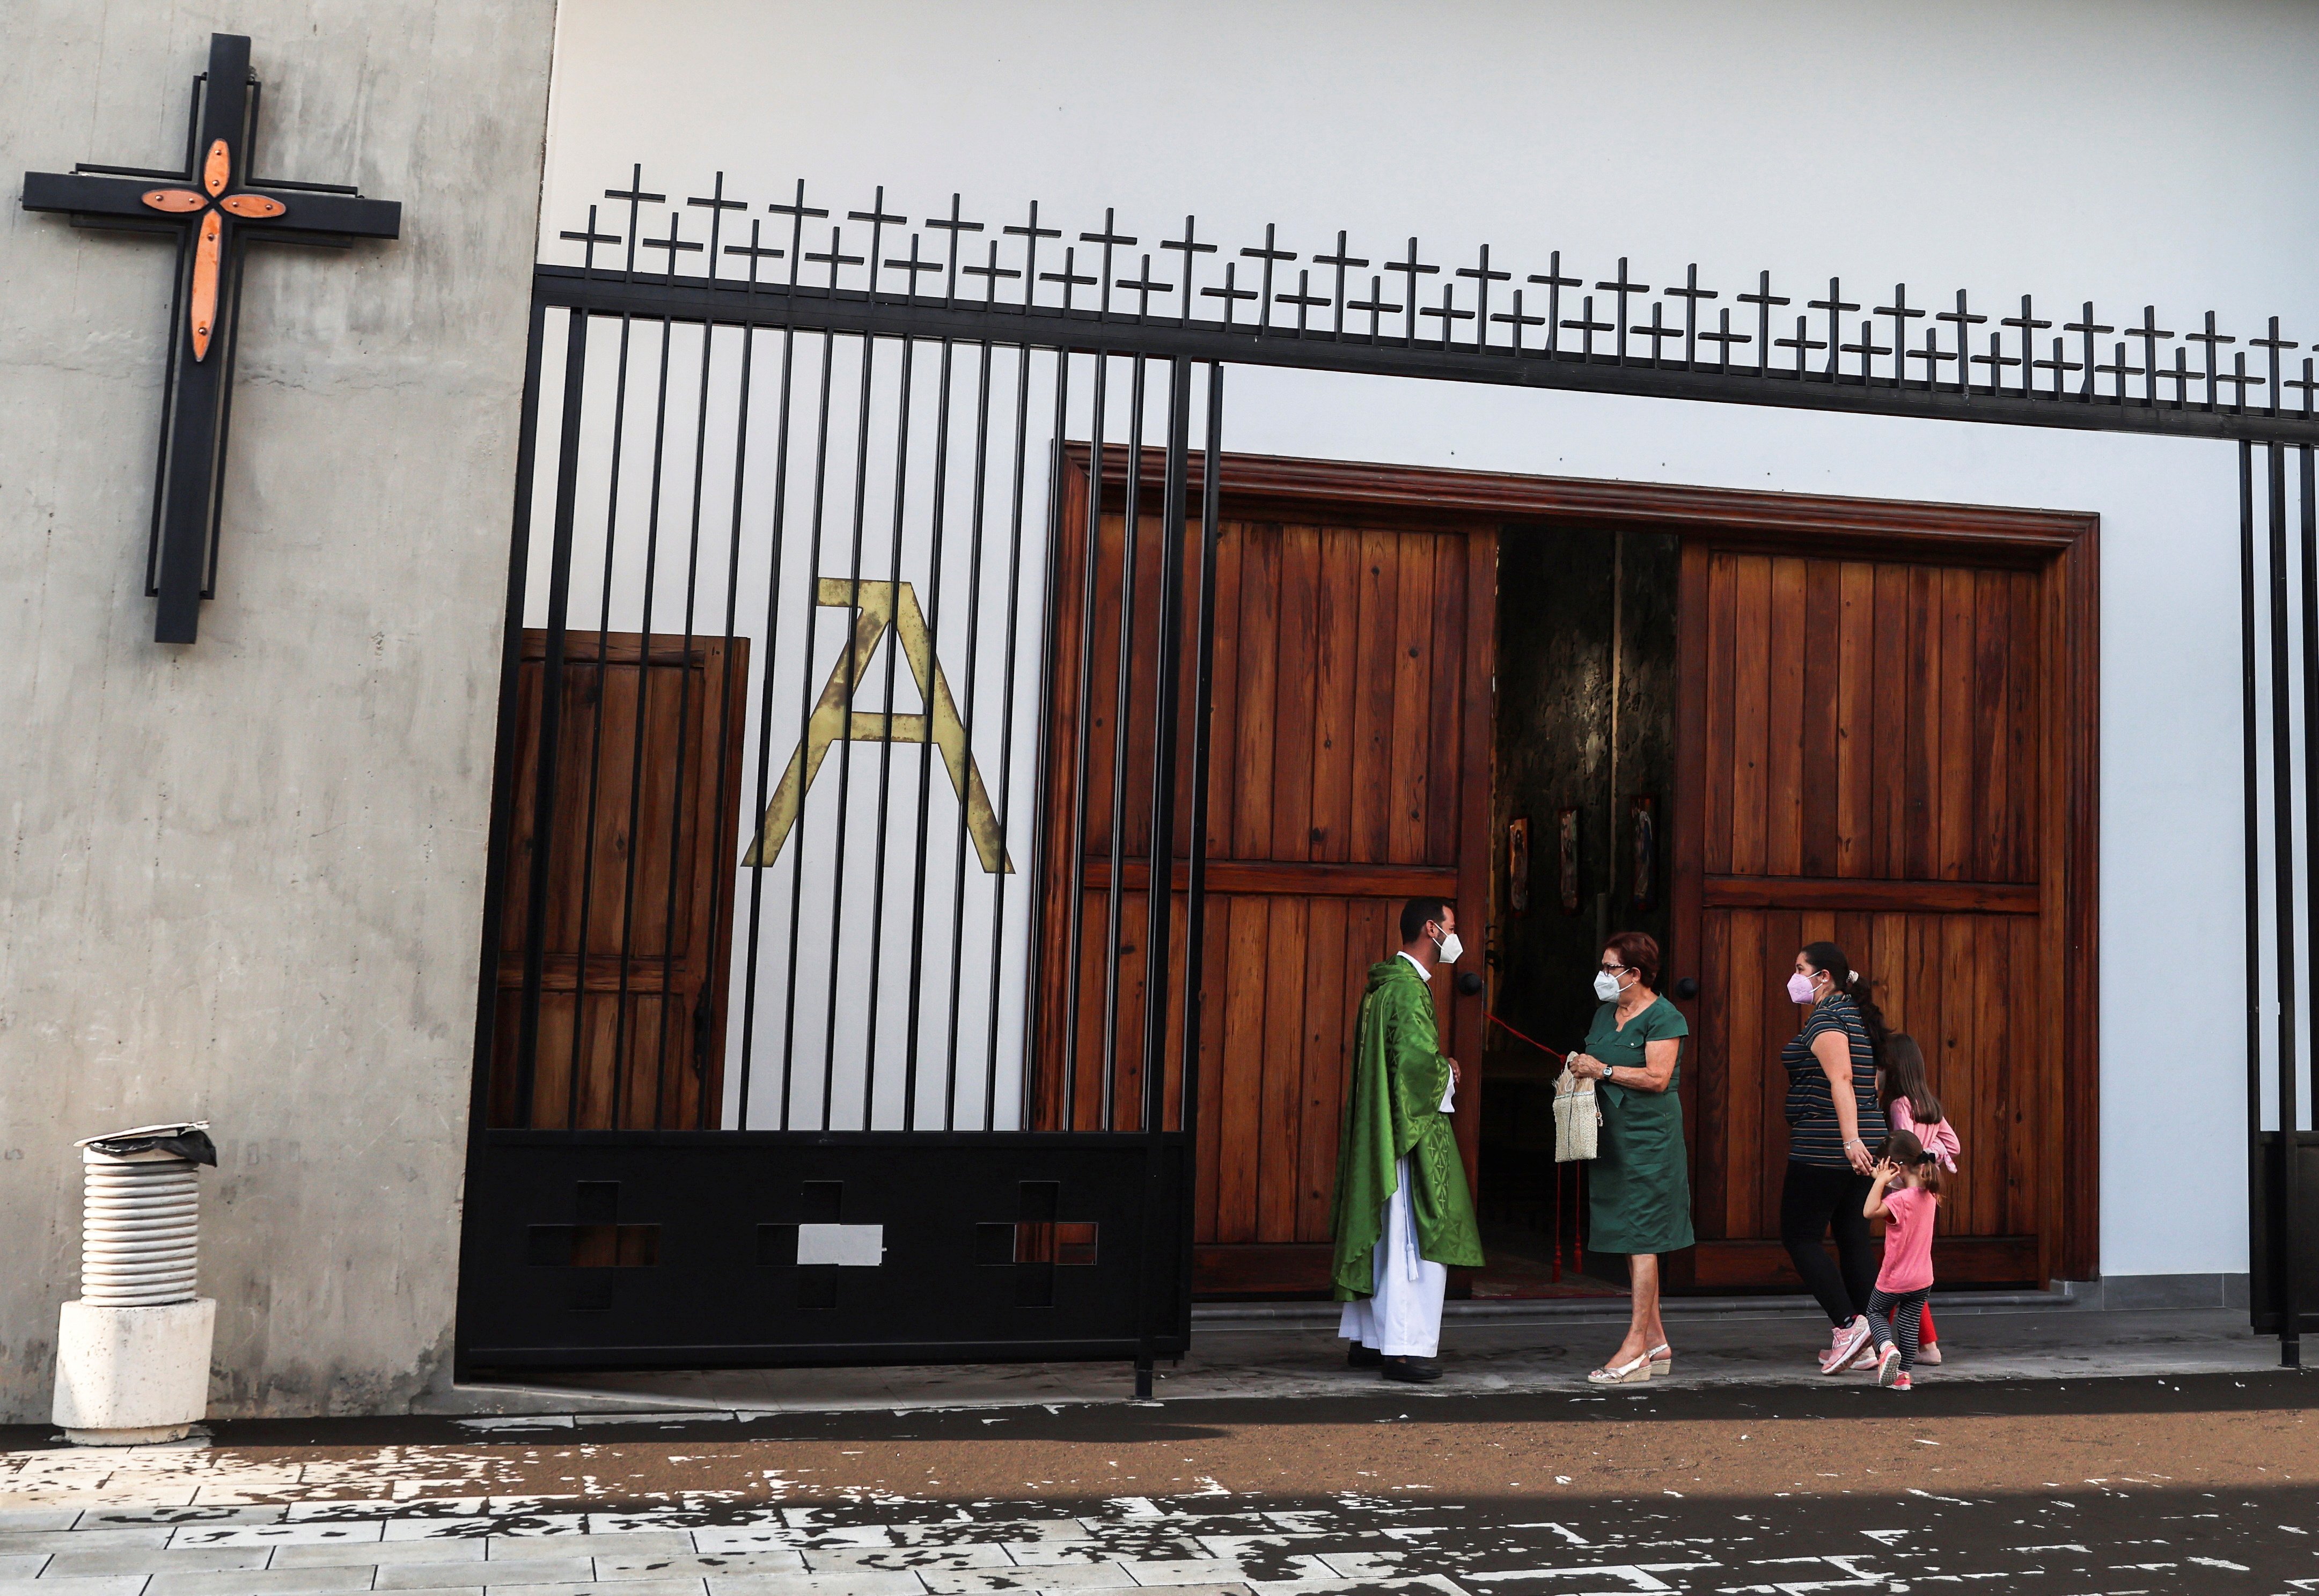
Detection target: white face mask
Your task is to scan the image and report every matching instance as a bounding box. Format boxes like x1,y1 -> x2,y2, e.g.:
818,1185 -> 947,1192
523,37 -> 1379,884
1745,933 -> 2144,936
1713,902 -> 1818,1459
1593,969 -> 1625,1002
1433,929 -> 1463,967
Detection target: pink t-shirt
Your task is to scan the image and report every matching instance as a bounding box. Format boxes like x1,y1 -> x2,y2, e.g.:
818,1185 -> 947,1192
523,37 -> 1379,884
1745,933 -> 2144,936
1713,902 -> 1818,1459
1877,1184 -> 1938,1293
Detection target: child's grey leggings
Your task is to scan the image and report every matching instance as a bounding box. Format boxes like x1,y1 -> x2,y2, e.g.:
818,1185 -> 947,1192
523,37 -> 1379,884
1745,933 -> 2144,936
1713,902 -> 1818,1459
1865,1286 -> 1931,1370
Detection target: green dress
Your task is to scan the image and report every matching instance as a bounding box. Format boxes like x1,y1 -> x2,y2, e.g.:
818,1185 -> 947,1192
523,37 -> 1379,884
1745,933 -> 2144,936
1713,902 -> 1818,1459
1583,993 -> 1694,1255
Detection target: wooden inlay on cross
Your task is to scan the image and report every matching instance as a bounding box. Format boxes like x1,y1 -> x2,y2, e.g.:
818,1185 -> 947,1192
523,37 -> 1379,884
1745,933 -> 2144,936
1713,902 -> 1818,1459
21,34 -> 400,644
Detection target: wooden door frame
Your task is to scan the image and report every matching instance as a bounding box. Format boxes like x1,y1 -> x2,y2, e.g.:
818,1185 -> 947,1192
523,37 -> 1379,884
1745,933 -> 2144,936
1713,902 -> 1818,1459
1074,446 -> 2098,1287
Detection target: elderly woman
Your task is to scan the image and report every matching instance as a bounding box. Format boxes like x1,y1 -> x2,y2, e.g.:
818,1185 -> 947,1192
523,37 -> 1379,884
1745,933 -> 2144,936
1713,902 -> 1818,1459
1565,930 -> 1692,1384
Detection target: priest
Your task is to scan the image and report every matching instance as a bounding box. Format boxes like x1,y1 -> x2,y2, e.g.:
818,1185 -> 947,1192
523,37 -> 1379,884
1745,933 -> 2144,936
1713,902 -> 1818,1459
1331,897 -> 1485,1382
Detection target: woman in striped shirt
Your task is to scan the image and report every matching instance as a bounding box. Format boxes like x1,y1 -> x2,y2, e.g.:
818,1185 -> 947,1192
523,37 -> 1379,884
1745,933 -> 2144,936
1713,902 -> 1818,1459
1778,940 -> 1891,1376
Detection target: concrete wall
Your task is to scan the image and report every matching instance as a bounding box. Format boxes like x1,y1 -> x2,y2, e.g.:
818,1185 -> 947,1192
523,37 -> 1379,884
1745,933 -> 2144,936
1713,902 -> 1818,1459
0,2 -> 555,1420
540,0 -> 2319,1283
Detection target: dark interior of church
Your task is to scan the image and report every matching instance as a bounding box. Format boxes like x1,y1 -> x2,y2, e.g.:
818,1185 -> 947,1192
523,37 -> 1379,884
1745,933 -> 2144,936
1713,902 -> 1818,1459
1477,524 -> 1679,1297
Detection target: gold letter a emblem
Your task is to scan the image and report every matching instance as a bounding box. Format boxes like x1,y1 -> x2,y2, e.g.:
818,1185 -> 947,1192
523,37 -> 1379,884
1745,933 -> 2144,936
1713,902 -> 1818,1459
744,578 -> 1012,873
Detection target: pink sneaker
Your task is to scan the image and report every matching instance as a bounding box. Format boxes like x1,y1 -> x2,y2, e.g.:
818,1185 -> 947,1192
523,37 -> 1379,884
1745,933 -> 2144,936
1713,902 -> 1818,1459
1875,1343 -> 1903,1387
1891,1371 -> 1913,1391
1819,1317 -> 1872,1374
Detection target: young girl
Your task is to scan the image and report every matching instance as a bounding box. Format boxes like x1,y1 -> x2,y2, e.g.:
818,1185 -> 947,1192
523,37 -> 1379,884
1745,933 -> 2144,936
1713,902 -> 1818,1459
1878,1035 -> 1958,1363
1861,1127 -> 1942,1390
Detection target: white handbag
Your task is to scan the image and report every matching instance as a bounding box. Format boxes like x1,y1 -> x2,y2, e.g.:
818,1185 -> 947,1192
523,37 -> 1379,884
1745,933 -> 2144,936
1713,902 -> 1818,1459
1553,1065 -> 1599,1163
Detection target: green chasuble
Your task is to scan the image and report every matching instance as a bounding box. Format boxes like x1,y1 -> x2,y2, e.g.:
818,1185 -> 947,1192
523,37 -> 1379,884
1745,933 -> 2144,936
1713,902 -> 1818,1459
1329,957 -> 1485,1300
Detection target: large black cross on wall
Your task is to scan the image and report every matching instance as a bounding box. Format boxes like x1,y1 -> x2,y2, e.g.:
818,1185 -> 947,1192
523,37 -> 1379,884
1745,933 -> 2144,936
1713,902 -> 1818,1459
21,33 -> 401,644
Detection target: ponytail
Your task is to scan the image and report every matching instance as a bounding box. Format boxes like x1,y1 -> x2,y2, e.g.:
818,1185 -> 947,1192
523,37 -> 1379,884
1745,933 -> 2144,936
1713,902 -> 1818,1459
1803,940 -> 1889,1063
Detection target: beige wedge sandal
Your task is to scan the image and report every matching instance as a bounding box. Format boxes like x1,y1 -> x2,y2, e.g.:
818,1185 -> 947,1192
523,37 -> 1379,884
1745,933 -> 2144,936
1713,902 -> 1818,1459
1586,1351 -> 1653,1385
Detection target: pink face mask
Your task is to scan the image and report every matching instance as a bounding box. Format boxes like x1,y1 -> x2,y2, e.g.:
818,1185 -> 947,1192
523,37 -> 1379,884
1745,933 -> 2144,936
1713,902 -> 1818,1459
1785,970 -> 1818,1004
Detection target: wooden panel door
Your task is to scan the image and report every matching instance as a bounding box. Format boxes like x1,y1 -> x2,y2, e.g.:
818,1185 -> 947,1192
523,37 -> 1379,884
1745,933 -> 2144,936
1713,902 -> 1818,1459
489,629 -> 750,1130
1676,551 -> 2066,1288
1037,458 -> 1494,1296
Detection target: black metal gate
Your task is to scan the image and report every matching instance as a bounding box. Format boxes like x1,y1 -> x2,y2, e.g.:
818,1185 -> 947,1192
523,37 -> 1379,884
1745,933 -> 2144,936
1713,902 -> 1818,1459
457,190 -> 1225,1384
463,170 -> 2319,1379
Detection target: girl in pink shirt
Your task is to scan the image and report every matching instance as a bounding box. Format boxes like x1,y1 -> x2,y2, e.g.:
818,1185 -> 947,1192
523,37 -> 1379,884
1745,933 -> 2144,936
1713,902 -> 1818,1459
1878,1036 -> 1958,1363
1861,1127 -> 1942,1389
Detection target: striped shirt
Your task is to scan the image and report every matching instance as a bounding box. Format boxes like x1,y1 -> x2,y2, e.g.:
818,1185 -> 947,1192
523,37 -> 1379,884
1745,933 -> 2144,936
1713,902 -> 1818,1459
1781,994 -> 1887,1170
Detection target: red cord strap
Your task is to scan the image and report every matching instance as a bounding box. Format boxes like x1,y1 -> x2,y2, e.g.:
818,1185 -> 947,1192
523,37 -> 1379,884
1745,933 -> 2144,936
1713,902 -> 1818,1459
1486,1011 -> 1567,1064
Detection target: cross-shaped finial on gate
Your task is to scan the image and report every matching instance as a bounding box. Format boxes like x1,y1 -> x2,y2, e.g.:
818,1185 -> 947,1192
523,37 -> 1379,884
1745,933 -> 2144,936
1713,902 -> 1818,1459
20,34 -> 401,644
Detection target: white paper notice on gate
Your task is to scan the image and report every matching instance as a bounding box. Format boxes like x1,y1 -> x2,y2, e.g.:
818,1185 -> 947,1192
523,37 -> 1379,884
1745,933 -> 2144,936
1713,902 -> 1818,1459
796,1223 -> 885,1267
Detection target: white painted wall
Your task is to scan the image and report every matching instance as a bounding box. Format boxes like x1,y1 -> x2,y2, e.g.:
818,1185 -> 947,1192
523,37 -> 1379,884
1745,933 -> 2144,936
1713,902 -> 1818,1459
538,0 -> 2319,1280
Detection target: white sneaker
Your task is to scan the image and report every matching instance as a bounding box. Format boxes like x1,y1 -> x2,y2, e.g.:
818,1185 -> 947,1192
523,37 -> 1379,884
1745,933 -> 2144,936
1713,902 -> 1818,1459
1819,1316 -> 1873,1374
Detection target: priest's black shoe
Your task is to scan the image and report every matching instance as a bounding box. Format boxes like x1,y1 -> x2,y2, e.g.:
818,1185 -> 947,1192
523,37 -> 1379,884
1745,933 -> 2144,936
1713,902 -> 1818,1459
1381,1355 -> 1442,1382
1347,1343 -> 1383,1369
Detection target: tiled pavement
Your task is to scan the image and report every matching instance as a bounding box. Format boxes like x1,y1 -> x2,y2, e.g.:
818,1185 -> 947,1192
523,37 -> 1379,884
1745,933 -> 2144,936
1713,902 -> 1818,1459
0,1490 -> 2305,1595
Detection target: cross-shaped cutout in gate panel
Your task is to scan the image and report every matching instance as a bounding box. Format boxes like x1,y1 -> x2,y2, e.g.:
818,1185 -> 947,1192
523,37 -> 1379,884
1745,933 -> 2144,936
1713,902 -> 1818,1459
975,1181 -> 1098,1307
526,1181 -> 661,1312
758,1181 -> 885,1311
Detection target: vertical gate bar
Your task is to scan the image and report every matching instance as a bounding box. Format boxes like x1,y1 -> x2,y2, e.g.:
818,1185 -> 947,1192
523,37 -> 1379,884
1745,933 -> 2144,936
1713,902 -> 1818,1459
514,309 -> 591,1127
2270,439 -> 2301,1366
2293,440 -> 2317,1364
1177,359 -> 1224,1314
563,312 -> 638,1129
905,337 -> 958,1130
944,335 -> 998,1128
737,313 -> 802,1133
1062,354 -> 1109,1131
864,335 -> 920,1129
825,321 -> 882,1129
650,316 -> 721,1129
1003,343 -> 1066,1131
456,295 -> 547,1378
698,320 -> 759,1129
608,317 -> 677,1129
781,320 -> 843,1131
1100,357 -> 1149,1129
2243,438 -> 2266,1344
467,297 -> 548,1139
1132,356 -> 1195,1396
1140,371 -> 1192,1082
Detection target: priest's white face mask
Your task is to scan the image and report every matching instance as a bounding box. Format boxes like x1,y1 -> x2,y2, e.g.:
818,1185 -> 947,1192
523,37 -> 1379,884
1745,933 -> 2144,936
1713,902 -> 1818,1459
1430,919 -> 1463,967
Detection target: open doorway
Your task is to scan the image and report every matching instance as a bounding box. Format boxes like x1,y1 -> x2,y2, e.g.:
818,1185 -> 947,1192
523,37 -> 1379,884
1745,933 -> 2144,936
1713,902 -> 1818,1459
1024,447 -> 2095,1301
1478,526 -> 1680,1299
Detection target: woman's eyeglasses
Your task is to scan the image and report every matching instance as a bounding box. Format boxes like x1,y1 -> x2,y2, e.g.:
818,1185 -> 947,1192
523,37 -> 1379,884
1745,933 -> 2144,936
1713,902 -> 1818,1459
1597,962 -> 1629,974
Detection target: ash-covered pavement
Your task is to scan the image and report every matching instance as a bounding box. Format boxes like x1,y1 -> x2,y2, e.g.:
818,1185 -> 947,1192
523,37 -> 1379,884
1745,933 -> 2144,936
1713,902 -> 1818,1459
3,1373 -> 2315,1593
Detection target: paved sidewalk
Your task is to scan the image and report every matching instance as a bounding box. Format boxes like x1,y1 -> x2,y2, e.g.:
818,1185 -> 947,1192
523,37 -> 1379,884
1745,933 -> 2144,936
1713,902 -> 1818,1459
435,1303 -> 2279,1417
0,1441 -> 2310,1594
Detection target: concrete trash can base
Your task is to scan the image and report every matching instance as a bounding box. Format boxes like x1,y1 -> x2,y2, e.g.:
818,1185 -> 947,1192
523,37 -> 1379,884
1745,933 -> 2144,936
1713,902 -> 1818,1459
53,1297 -> 216,1444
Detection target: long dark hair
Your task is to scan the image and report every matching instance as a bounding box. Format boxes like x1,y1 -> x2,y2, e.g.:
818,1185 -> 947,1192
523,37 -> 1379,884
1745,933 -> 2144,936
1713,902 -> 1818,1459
1878,1032 -> 1944,1127
1802,940 -> 1889,1062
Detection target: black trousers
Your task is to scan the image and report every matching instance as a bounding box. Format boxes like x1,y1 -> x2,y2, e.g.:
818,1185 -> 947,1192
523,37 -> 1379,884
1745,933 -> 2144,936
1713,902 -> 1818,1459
1780,1159 -> 1878,1327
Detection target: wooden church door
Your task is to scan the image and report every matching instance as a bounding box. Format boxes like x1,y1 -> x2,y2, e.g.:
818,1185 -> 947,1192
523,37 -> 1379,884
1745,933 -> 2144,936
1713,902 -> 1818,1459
488,629 -> 751,1130
1035,453 -> 1495,1297
1671,546 -> 2073,1290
